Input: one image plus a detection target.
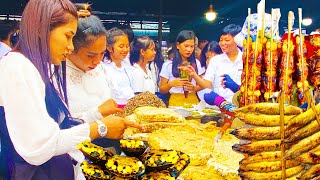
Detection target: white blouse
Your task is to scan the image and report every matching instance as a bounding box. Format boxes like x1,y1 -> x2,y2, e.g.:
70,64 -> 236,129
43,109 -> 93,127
204,49 -> 243,102
0,52 -> 89,178
103,61 -> 134,105
131,63 -> 155,94
66,60 -> 111,123
159,60 -> 205,94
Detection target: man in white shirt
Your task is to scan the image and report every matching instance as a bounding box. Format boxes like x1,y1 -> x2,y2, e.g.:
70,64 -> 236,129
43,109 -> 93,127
0,20 -> 19,59
187,24 -> 242,111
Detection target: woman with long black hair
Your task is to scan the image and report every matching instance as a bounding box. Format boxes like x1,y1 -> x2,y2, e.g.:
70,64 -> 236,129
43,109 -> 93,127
159,30 -> 204,106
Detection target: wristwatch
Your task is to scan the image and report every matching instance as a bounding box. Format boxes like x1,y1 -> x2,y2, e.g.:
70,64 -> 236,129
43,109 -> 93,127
96,120 -> 107,137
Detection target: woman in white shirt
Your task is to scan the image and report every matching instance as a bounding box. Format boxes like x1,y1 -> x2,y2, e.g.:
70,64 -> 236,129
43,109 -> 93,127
159,30 -> 204,106
66,4 -> 125,154
104,28 -> 134,107
0,1 -> 142,179
129,36 -> 156,94
66,4 -> 122,124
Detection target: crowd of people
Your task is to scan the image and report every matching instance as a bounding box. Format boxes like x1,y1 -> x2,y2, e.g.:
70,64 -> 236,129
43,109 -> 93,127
0,0 -> 247,179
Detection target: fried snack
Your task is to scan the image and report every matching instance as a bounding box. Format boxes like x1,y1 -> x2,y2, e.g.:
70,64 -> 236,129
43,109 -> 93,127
134,106 -> 185,123
286,119 -> 320,143
141,149 -> 178,169
234,103 -> 302,115
81,160 -> 111,180
232,140 -> 283,154
77,140 -> 114,166
179,166 -> 226,180
235,112 -> 295,126
148,128 -> 215,166
122,91 -> 166,117
299,164 -> 320,179
120,139 -> 145,149
286,131 -> 320,159
207,138 -> 244,179
230,126 -> 298,140
286,103 -> 320,129
239,159 -> 300,172
240,151 -> 281,165
239,165 -> 304,180
140,170 -> 175,180
120,139 -> 147,157
105,155 -> 145,178
169,152 -> 190,177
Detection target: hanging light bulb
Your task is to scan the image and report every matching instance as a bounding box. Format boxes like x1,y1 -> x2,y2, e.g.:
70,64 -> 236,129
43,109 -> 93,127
302,18 -> 312,26
205,3 -> 217,21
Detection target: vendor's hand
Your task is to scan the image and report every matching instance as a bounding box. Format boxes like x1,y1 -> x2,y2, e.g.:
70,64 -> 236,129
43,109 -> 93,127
204,91 -> 220,106
101,115 -> 144,139
220,101 -> 237,113
183,81 -> 196,92
168,78 -> 189,88
221,74 -> 240,93
98,99 -> 124,117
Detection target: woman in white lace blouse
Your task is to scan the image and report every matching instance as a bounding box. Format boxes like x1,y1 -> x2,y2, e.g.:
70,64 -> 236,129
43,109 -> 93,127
66,4 -> 127,154
104,27 -> 134,107
66,5 -> 122,123
129,36 -> 156,94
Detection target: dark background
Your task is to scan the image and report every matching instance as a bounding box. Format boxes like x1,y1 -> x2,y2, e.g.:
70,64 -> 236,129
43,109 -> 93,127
1,0 -> 319,42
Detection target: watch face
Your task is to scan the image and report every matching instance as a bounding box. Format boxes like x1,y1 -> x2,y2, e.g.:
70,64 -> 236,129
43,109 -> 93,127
99,126 -> 107,132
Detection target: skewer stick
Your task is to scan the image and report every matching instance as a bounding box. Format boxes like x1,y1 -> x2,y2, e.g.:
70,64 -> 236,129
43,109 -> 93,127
245,8 -> 251,106
268,9 -> 274,101
279,91 -> 286,179
298,8 -> 305,93
252,0 -> 265,103
284,11 -> 294,103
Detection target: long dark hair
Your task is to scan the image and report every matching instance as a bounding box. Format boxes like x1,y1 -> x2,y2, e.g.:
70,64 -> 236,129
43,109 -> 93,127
14,0 -> 78,124
150,42 -> 164,72
73,3 -> 106,52
200,41 -> 222,68
172,30 -> 197,77
130,36 -> 154,65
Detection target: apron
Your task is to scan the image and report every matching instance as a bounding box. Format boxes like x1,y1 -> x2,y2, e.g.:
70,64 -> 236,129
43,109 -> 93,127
168,93 -> 199,107
0,106 -> 75,180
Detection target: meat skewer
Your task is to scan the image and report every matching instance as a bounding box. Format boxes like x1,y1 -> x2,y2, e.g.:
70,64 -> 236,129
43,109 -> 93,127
279,11 -> 295,104
296,8 -> 309,105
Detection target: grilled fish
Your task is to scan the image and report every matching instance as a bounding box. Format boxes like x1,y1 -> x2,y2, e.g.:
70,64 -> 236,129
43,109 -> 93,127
231,126 -> 298,140
234,103 -> 302,115
239,159 -> 300,172
239,165 -> 304,180
299,164 -> 320,180
241,151 -> 282,164
286,119 -> 320,143
235,112 -> 295,127
232,140 -> 283,154
286,131 -> 320,159
298,151 -> 320,164
287,103 -> 320,129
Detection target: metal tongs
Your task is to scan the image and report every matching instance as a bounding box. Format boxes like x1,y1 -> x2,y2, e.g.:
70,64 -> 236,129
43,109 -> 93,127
214,108 -> 235,142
